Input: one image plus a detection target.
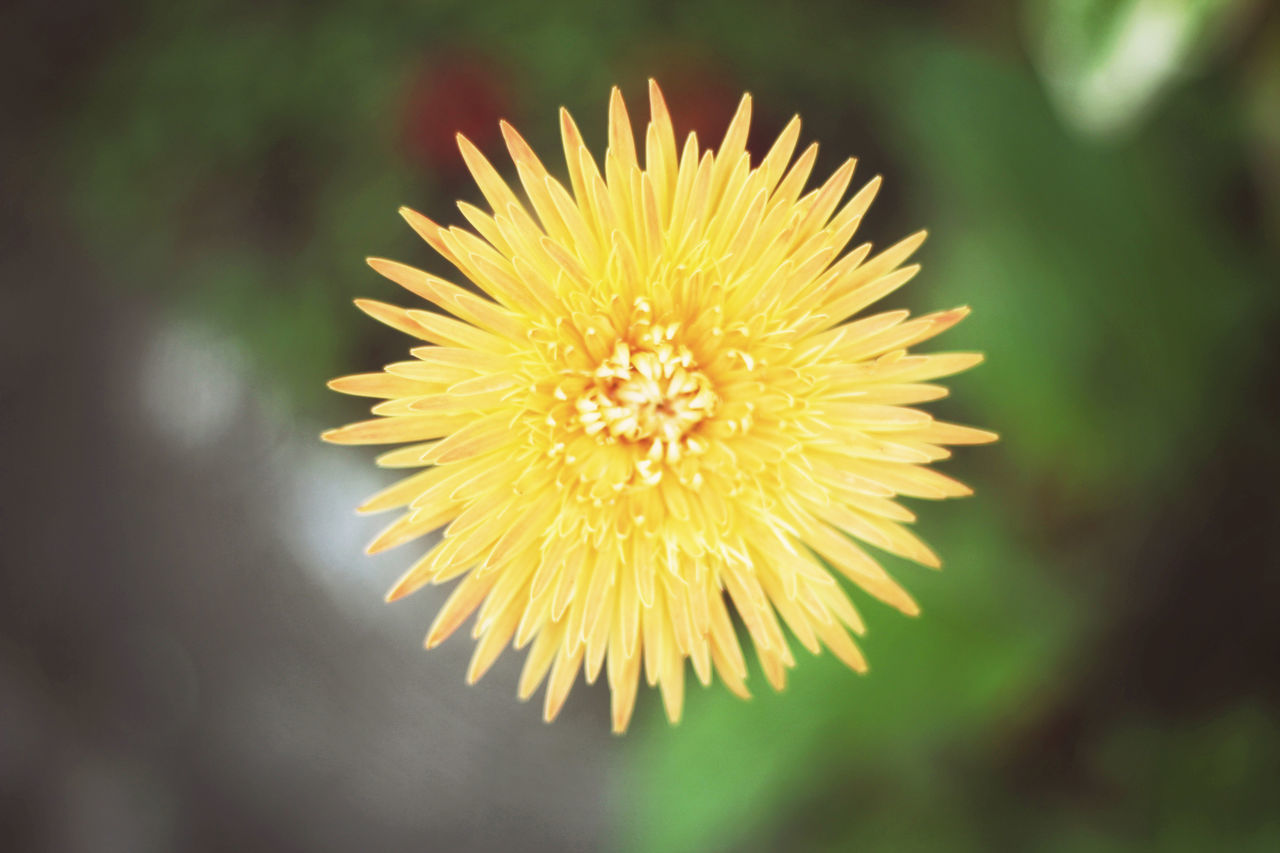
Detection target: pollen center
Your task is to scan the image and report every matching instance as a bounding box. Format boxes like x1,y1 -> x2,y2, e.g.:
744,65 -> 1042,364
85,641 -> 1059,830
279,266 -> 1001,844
575,336 -> 718,462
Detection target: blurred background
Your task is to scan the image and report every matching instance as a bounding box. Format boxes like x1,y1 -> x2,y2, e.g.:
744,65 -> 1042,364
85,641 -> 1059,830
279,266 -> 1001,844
4,0 -> 1279,850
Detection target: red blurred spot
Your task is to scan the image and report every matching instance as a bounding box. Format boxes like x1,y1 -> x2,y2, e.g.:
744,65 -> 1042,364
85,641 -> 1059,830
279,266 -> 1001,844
647,60 -> 779,162
401,58 -> 510,175
655,67 -> 740,148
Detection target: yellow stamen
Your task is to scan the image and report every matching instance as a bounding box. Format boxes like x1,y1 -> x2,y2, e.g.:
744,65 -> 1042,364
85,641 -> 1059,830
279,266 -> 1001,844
571,316 -> 719,471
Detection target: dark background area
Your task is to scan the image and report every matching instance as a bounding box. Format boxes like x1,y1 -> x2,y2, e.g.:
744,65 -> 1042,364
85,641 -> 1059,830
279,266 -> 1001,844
3,1 -> 1279,851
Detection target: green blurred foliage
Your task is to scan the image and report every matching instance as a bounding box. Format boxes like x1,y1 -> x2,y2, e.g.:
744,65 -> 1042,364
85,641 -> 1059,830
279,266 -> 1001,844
883,34 -> 1268,496
58,1 -> 1279,850
1026,0 -> 1262,138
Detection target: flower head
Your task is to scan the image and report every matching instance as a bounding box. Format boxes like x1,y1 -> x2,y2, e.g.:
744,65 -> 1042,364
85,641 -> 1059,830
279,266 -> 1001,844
324,82 -> 996,732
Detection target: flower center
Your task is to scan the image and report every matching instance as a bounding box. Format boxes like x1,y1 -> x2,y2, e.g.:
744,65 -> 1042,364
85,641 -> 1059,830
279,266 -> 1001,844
575,336 -> 719,464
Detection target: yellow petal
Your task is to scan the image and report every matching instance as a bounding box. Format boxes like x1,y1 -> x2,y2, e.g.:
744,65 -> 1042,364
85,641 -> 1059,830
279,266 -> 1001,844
321,415 -> 474,445
421,412 -> 515,465
326,372 -> 436,399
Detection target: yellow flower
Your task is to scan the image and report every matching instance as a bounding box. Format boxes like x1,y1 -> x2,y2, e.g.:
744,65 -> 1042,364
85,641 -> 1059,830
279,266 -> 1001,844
324,81 -> 996,732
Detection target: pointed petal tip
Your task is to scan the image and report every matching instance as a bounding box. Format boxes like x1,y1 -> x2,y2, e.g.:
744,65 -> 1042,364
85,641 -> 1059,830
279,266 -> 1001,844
497,119 -> 521,146
455,131 -> 491,163
543,684 -> 574,723
648,78 -> 671,118
465,661 -> 491,686
366,256 -> 397,277
398,205 -> 434,226
921,552 -> 942,570
611,698 -> 637,733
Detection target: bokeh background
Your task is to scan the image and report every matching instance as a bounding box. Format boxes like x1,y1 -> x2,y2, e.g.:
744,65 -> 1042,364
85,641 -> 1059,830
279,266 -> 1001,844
4,0 -> 1279,850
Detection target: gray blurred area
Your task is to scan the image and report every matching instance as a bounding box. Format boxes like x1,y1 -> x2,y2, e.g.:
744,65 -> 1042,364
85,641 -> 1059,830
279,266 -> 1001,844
0,210 -> 614,853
